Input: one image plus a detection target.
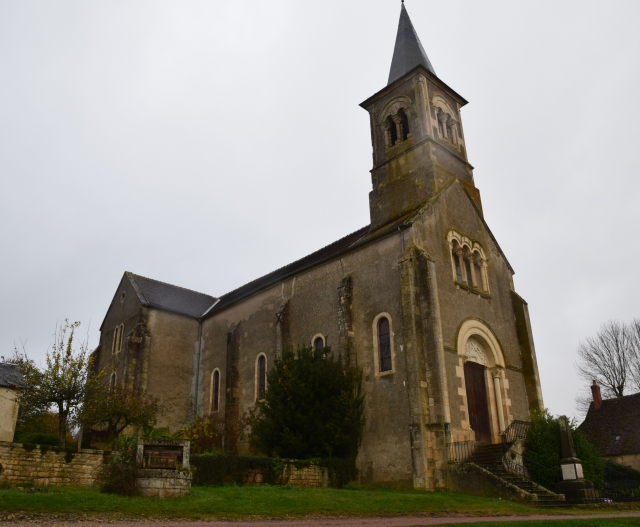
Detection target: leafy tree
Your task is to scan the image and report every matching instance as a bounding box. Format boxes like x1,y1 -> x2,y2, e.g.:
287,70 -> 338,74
81,387 -> 162,443
250,346 -> 365,460
9,320 -> 108,448
179,413 -> 224,454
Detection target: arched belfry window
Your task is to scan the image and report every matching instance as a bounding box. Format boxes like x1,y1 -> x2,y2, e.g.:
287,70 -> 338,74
397,109 -> 409,142
256,354 -> 267,402
210,369 -> 220,413
314,336 -> 324,352
378,317 -> 392,373
385,115 -> 397,146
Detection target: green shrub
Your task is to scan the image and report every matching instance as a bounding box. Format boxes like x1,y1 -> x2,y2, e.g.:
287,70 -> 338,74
190,454 -> 355,488
604,460 -> 640,483
14,432 -> 60,446
524,409 -> 603,488
99,435 -> 138,496
250,346 -> 364,463
191,455 -> 278,486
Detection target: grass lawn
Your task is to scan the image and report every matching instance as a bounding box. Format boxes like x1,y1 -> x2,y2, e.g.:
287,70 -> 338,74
0,485 -> 638,522
0,484 -> 537,519
448,522 -> 640,527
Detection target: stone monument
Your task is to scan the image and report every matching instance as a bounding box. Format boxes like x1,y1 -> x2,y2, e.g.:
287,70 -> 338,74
555,416 -> 594,502
136,438 -> 191,498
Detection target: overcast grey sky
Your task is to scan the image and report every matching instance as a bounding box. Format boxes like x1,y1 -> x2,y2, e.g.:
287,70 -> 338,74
1,0 -> 639,420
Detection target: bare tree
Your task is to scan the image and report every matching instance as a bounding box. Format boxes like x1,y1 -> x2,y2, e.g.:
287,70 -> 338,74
575,320 -> 640,417
626,318 -> 640,393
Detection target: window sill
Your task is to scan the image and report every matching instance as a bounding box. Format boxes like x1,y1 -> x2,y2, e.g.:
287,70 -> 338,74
455,281 -> 491,299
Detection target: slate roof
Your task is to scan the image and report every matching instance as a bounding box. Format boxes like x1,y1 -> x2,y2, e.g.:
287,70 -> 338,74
577,392 -> 640,457
128,273 -> 217,318
0,363 -> 24,389
207,225 -> 373,314
388,3 -> 436,85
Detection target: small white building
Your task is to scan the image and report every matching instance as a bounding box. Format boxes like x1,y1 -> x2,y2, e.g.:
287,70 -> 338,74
0,363 -> 24,442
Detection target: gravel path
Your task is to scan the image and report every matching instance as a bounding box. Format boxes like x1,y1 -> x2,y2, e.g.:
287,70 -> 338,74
2,513 -> 640,527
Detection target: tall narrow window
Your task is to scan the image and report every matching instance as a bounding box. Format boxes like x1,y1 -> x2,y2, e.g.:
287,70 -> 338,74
314,336 -> 324,352
464,258 -> 473,287
386,115 -> 397,146
211,370 -> 220,412
257,355 -> 266,401
109,372 -> 116,391
454,252 -> 463,282
378,317 -> 392,372
118,324 -> 124,352
397,109 -> 409,141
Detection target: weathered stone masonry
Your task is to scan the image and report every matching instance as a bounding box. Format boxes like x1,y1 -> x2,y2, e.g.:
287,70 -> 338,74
0,442 -> 108,486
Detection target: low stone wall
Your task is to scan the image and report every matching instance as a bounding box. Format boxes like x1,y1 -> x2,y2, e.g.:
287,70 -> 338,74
243,462 -> 329,487
0,441 -> 108,486
137,468 -> 191,498
281,462 -> 330,487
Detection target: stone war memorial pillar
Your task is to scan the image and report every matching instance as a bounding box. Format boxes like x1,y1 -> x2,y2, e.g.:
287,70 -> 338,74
555,416 -> 594,502
136,438 -> 192,498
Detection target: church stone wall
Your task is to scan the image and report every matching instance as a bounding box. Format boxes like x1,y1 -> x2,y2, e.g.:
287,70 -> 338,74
410,182 -> 535,442
200,234 -> 414,486
145,310 -> 199,433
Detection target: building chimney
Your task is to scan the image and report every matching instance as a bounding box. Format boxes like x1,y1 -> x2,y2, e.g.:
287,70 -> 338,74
591,380 -> 602,409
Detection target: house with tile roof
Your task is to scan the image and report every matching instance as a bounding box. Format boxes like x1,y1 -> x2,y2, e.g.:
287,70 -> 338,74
578,381 -> 640,471
92,4 -> 545,490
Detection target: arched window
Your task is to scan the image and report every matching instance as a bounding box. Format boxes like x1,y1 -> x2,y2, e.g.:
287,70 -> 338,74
448,231 -> 490,295
118,324 -> 124,352
452,242 -> 463,283
378,317 -> 392,373
464,252 -> 474,288
314,336 -> 324,352
256,355 -> 266,401
112,326 -> 118,355
397,109 -> 409,142
385,115 -> 397,146
210,369 -> 220,413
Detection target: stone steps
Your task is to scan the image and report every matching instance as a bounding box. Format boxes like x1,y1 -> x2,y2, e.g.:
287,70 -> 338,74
469,444 -> 564,504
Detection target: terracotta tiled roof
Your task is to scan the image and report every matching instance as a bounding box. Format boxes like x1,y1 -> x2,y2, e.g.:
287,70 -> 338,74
578,392 -> 640,457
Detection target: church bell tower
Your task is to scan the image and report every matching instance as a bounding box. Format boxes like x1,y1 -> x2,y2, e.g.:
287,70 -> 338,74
361,4 -> 481,230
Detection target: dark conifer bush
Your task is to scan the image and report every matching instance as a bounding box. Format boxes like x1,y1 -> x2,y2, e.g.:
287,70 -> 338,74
250,346 -> 365,461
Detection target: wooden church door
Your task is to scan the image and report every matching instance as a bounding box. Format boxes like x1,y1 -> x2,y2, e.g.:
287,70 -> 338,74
464,361 -> 492,443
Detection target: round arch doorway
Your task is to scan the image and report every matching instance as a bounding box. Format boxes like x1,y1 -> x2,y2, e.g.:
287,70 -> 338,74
464,351 -> 491,443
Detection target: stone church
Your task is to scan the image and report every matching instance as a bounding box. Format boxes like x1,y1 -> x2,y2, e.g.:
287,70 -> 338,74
94,5 -> 544,490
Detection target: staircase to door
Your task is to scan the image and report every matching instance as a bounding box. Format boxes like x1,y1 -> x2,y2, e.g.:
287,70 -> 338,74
469,443 -> 564,505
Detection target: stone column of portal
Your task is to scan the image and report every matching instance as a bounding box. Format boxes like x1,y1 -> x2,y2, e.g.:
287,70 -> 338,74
492,369 -> 506,433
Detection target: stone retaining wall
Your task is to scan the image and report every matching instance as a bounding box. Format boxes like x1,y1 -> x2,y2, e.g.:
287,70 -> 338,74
242,461 -> 330,487
0,441 -> 108,486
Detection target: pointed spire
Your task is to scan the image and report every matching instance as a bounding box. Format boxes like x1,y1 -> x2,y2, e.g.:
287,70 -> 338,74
388,3 -> 436,85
